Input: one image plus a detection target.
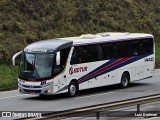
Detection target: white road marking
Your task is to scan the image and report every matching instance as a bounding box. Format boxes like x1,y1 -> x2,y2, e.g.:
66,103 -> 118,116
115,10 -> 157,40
0,94 -> 29,100
75,92 -> 114,99
145,117 -> 160,120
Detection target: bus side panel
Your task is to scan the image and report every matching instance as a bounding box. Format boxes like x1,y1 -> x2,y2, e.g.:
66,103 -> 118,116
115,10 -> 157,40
143,54 -> 154,78
54,55 -> 154,94
66,61 -> 108,90
87,70 -> 118,89
66,59 -> 120,90
116,54 -> 154,83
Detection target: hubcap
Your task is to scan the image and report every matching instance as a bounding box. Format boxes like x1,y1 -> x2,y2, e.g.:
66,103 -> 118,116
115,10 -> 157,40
70,84 -> 76,95
122,76 -> 128,87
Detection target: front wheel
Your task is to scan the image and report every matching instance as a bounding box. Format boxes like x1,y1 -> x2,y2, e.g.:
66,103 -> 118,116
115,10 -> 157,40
68,81 -> 78,97
120,73 -> 130,88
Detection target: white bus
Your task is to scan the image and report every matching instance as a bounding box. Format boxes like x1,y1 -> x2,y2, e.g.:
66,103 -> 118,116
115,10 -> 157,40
12,32 -> 155,96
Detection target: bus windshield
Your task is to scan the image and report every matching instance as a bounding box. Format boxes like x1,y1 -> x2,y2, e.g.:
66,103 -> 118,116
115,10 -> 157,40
19,53 -> 54,80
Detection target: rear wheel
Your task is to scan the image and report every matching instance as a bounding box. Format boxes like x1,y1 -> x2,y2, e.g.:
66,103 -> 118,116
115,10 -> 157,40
68,81 -> 78,97
120,73 -> 130,88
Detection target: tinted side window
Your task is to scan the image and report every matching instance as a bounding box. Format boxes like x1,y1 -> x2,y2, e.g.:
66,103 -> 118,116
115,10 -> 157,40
116,42 -> 129,58
70,48 -> 77,65
76,47 -> 87,63
130,41 -> 141,56
70,45 -> 98,64
85,45 -> 98,62
54,47 -> 71,76
60,47 -> 71,67
101,43 -> 116,60
141,38 -> 153,55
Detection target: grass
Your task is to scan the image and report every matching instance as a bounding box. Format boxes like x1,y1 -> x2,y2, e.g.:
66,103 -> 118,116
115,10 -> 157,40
0,0 -> 160,62
155,43 -> 160,68
0,64 -> 18,89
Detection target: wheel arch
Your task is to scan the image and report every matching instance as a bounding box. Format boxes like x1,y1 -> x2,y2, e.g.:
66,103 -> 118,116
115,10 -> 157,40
70,79 -> 79,90
122,71 -> 130,82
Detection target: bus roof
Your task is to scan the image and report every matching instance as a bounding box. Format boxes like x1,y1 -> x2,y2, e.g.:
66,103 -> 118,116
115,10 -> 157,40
24,39 -> 73,53
60,32 -> 153,46
24,32 -> 153,53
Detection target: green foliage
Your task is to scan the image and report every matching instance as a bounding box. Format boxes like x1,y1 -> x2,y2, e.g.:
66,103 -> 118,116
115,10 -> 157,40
155,43 -> 160,68
0,64 -> 18,88
0,0 -> 160,88
0,0 -> 159,63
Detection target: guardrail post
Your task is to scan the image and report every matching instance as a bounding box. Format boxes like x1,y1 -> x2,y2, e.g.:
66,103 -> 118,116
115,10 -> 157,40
96,112 -> 100,120
137,104 -> 140,113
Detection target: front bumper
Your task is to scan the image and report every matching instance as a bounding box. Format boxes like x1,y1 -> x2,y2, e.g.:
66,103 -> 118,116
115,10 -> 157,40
18,82 -> 53,95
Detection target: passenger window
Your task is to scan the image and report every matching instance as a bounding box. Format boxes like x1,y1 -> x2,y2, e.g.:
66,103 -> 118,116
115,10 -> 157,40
101,43 -> 116,60
85,45 -> 98,62
130,41 -> 141,56
141,38 -> 153,55
70,45 -> 98,64
76,47 -> 87,63
116,42 -> 129,58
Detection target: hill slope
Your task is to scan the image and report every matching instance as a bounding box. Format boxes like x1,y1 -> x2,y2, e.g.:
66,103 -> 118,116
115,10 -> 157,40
0,0 -> 160,62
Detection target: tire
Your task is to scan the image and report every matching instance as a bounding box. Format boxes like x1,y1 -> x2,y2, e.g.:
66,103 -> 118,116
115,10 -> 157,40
120,73 -> 130,88
68,81 -> 78,97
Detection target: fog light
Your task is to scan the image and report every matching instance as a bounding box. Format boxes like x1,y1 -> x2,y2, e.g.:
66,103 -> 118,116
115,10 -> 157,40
48,89 -> 51,93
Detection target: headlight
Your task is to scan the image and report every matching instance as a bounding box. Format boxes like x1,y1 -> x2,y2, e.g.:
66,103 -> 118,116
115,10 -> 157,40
18,81 -> 22,85
18,80 -> 23,86
18,79 -> 25,85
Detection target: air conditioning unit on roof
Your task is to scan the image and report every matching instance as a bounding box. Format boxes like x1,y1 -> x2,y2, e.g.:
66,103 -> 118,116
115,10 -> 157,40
80,34 -> 102,39
97,32 -> 129,36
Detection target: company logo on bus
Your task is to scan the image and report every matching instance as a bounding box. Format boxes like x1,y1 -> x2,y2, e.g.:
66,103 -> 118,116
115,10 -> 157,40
69,66 -> 88,75
28,48 -> 47,53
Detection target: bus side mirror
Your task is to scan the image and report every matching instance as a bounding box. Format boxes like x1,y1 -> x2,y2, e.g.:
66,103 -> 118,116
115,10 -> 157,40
56,51 -> 60,66
12,51 -> 23,65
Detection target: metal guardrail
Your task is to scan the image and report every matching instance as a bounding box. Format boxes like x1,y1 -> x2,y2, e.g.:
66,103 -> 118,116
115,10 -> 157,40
25,93 -> 160,120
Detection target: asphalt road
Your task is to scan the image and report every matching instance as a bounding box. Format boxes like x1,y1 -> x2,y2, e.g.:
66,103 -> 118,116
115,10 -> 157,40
62,101 -> 160,120
0,69 -> 160,119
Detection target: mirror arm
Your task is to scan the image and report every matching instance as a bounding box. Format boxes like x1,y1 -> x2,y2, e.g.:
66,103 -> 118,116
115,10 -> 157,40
12,51 -> 23,65
56,51 -> 60,66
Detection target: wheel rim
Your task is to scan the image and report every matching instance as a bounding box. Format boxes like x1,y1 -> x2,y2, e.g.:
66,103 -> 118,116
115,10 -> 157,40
122,76 -> 128,87
70,84 -> 76,96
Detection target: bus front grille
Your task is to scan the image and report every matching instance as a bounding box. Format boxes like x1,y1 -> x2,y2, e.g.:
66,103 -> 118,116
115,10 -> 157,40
22,84 -> 42,88
23,89 -> 41,93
